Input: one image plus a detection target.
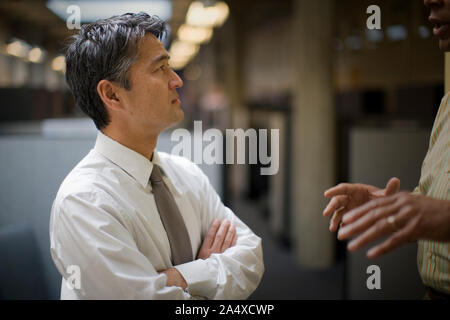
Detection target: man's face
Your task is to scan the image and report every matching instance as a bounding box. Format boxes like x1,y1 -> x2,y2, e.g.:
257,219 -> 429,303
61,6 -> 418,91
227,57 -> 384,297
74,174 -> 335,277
119,34 -> 184,135
425,0 -> 450,51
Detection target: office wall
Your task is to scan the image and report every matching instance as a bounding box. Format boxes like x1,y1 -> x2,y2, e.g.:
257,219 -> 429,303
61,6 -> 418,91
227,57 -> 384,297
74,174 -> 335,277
0,136 -> 96,298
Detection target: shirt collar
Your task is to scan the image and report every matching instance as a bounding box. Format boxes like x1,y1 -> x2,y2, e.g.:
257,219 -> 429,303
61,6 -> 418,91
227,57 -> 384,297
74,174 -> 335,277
151,148 -> 183,196
94,131 -> 152,188
94,131 -> 182,194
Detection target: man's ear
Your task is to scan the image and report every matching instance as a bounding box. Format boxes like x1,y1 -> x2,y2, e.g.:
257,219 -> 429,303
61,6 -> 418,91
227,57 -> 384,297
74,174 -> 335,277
97,79 -> 123,112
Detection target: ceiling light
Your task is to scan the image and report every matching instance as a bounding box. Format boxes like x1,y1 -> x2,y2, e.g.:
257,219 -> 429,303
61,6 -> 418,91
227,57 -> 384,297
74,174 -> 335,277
386,25 -> 408,42
170,40 -> 199,59
29,47 -> 46,63
186,1 -> 229,28
46,0 -> 172,23
5,39 -> 29,59
212,1 -> 229,27
52,55 -> 66,73
418,25 -> 431,39
178,24 -> 213,44
169,40 -> 200,70
170,57 -> 189,70
366,29 -> 384,43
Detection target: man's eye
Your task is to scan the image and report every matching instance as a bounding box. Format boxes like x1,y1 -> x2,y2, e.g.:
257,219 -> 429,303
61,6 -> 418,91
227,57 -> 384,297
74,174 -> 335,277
159,65 -> 166,71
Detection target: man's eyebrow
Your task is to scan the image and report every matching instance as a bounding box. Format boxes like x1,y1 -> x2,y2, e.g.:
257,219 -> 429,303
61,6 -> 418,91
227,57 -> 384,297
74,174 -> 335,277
151,53 -> 170,65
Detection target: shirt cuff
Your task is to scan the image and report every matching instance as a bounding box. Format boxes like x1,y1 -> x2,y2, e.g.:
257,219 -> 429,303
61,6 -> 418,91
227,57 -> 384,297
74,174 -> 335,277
174,259 -> 217,298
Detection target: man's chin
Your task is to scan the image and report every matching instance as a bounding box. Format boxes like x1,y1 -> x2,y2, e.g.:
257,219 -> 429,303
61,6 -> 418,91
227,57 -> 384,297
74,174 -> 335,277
166,110 -> 185,129
175,109 -> 185,122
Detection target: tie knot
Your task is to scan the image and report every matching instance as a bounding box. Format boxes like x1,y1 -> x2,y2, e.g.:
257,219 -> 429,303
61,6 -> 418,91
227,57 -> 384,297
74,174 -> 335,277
150,165 -> 163,184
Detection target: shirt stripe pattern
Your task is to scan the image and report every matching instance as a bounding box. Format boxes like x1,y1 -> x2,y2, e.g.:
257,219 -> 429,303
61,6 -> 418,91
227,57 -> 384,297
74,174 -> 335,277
416,92 -> 450,294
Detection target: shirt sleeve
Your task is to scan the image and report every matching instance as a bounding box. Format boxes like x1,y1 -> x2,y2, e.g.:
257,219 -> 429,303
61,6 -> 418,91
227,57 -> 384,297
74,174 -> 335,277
50,188 -> 193,300
410,94 -> 449,197
174,165 -> 264,299
411,186 -> 422,195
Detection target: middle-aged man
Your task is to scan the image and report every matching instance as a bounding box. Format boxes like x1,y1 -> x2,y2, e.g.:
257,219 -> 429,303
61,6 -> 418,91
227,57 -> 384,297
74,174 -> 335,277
323,0 -> 449,299
49,12 -> 264,299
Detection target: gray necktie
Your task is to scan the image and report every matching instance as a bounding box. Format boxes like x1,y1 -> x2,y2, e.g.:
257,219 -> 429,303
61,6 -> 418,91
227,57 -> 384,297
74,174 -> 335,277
150,165 -> 193,265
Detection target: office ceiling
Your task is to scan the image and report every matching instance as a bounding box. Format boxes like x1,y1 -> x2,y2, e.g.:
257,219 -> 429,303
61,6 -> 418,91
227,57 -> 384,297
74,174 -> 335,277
0,0 -> 293,58
0,0 -> 192,48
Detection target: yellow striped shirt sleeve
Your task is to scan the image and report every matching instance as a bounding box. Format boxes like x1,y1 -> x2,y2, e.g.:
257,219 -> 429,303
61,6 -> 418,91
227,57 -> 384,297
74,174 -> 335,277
416,92 -> 450,294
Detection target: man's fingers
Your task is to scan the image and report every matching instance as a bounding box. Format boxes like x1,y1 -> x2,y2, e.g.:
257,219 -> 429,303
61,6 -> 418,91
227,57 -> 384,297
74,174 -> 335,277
367,203 -> 417,255
324,183 -> 352,198
323,195 -> 348,217
342,195 -> 397,225
346,217 -> 394,252
211,219 -> 231,251
384,177 -> 401,196
204,219 -> 221,249
338,200 -> 400,240
329,207 -> 347,232
345,200 -> 410,252
366,220 -> 415,259
221,223 -> 236,252
232,233 -> 237,246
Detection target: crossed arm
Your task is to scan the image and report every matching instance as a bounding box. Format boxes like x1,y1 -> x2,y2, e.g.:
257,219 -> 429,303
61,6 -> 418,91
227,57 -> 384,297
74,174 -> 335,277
160,218 -> 237,289
51,187 -> 262,299
323,178 -> 450,258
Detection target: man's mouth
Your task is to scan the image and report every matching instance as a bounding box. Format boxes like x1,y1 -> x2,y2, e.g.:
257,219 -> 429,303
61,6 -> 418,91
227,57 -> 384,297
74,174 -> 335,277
171,97 -> 180,104
430,17 -> 450,37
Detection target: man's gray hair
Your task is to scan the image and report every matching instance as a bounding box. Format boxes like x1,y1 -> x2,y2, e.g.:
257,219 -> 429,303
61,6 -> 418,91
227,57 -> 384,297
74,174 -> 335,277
65,12 -> 167,129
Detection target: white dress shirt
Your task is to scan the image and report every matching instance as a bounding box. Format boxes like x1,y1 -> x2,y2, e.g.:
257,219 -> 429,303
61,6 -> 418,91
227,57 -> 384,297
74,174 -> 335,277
49,131 -> 264,299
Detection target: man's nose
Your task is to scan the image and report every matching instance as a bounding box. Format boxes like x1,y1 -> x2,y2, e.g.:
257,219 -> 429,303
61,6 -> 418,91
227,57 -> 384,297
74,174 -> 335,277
169,69 -> 183,89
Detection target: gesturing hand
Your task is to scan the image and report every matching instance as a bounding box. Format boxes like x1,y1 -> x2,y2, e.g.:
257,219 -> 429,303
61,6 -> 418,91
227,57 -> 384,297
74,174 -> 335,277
197,219 -> 237,260
323,177 -> 401,232
337,192 -> 450,259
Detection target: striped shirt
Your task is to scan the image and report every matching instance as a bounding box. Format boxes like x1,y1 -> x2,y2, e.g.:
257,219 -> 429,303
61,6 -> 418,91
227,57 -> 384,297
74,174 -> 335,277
415,92 -> 450,294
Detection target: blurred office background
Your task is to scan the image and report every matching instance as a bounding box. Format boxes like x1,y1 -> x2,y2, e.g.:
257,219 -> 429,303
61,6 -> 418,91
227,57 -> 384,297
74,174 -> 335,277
0,0 -> 445,299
